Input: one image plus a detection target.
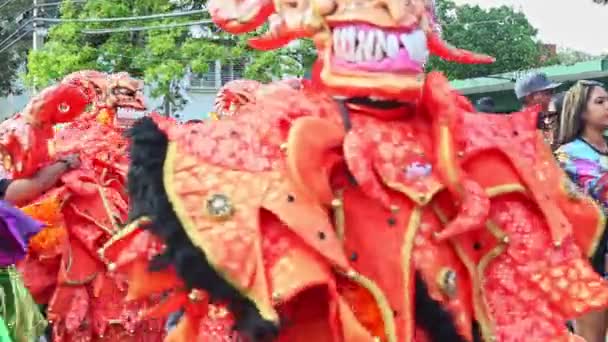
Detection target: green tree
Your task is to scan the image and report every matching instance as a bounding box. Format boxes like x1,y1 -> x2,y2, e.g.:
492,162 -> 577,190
26,0 -> 313,113
555,48 -> 599,65
427,0 -> 545,79
0,0 -> 31,97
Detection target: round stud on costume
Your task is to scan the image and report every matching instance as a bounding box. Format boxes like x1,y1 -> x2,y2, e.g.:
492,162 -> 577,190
331,198 -> 343,208
438,268 -> 458,298
107,263 -> 116,272
188,289 -> 204,302
58,103 -> 71,113
390,205 -> 400,213
279,143 -> 287,152
272,291 -> 282,302
205,193 -> 235,219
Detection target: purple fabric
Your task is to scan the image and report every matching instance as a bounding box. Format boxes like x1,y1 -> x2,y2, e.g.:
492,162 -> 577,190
0,200 -> 43,267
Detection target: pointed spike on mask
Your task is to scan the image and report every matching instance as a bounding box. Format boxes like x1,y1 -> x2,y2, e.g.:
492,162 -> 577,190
247,15 -> 310,51
427,30 -> 495,64
208,0 -> 276,34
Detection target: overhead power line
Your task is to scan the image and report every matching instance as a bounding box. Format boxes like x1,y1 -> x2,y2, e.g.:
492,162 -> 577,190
0,29 -> 31,54
81,19 -> 212,34
0,0 -> 19,11
37,9 -> 207,23
0,19 -> 32,50
35,0 -> 86,7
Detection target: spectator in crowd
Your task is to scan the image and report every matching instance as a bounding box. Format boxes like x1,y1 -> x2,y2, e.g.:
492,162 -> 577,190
554,80 -> 608,342
514,72 -> 562,112
475,97 -> 495,113
0,154 -> 81,342
538,92 -> 565,149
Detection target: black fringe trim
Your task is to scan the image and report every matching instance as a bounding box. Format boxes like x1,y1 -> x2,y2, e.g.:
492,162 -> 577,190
126,117 -> 278,341
415,272 -> 481,342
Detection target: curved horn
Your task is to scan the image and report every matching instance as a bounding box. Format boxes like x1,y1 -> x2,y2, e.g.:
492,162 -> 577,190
427,30 -> 495,64
248,2 -> 318,51
208,0 -> 275,34
248,15 -> 311,50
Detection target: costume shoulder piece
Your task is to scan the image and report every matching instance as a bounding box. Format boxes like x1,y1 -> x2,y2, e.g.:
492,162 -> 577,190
127,93 -> 348,339
461,110 -> 605,257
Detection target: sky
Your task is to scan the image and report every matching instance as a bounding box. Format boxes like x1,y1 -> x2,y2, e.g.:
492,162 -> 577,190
453,0 -> 606,55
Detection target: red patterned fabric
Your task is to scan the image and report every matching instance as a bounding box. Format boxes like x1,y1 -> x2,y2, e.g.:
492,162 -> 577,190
10,72 -> 165,341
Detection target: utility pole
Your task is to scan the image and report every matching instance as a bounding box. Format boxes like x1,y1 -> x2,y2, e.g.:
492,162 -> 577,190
32,0 -> 44,51
31,0 -> 44,92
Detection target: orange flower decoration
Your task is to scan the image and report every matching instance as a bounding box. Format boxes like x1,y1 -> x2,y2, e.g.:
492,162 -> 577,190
21,195 -> 67,256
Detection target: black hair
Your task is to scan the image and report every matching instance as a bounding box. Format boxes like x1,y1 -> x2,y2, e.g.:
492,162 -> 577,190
475,97 -> 495,113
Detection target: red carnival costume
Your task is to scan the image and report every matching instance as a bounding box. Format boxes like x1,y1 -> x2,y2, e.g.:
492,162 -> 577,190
106,1 -> 608,341
1,71 -> 166,341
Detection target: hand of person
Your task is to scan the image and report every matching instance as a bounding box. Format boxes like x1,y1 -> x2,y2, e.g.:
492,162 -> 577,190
59,154 -> 81,170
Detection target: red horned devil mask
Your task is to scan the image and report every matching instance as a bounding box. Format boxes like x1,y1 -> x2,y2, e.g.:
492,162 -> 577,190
208,0 -> 494,100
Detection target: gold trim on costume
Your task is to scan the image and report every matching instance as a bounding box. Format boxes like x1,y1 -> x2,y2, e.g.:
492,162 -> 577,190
97,216 -> 152,262
384,181 -> 444,206
401,206 -> 423,342
485,184 -> 527,198
97,183 -> 120,232
332,190 -> 345,241
163,142 -> 279,323
340,270 -> 397,342
69,203 -> 114,236
439,125 -> 460,186
433,205 -> 502,341
63,244 -> 99,286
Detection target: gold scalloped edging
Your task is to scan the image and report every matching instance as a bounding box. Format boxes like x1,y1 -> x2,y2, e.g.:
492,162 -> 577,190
163,141 -> 279,323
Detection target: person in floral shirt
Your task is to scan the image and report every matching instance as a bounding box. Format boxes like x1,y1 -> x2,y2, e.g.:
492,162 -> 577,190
555,80 -> 608,342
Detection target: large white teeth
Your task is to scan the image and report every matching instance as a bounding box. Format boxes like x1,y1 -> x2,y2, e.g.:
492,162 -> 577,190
332,26 -> 429,65
374,29 -> 386,61
363,30 -> 375,61
386,34 -> 399,58
400,29 -> 429,63
346,27 -> 356,61
355,30 -> 366,62
333,28 -> 341,56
